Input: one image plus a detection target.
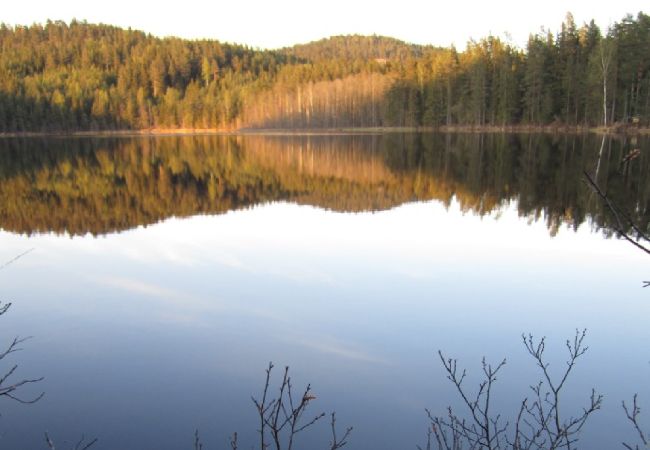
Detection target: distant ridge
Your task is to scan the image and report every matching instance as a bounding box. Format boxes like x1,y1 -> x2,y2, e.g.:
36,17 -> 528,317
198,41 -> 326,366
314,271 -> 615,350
282,34 -> 434,62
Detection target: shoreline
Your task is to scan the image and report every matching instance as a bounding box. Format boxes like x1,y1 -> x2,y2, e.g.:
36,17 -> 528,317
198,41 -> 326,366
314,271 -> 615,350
0,124 -> 648,138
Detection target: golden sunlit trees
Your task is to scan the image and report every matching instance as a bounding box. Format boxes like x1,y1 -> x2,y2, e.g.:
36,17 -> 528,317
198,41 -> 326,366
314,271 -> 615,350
0,15 -> 648,132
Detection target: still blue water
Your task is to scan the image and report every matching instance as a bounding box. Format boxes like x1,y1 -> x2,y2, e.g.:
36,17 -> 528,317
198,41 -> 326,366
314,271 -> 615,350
0,133 -> 648,449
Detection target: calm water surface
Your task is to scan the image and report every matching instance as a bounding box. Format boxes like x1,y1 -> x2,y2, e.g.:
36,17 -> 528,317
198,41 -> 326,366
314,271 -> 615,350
0,133 -> 649,449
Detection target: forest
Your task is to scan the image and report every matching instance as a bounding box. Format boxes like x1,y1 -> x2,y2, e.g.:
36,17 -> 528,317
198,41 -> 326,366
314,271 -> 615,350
0,12 -> 649,132
0,134 -> 647,236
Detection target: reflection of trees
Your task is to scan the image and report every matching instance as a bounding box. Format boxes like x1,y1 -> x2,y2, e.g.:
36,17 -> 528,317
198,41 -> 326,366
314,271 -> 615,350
0,134 -> 648,236
381,133 -> 650,237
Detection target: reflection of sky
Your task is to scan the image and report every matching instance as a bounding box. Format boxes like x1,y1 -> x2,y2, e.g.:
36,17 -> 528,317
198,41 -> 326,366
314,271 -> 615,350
0,200 -> 648,449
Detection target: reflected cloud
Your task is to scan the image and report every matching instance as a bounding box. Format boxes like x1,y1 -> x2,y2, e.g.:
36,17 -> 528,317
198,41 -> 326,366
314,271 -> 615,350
91,275 -> 228,320
206,252 -> 246,270
291,336 -> 389,365
115,241 -> 201,267
92,275 -> 295,325
265,266 -> 338,286
395,269 -> 435,280
94,275 -> 191,301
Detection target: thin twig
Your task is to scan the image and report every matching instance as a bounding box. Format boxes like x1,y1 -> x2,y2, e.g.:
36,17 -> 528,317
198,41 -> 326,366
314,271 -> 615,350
0,248 -> 34,271
0,308 -> 45,404
623,394 -> 648,450
230,431 -> 238,450
251,362 -> 335,450
194,429 -> 203,450
583,171 -> 650,254
45,432 -> 55,450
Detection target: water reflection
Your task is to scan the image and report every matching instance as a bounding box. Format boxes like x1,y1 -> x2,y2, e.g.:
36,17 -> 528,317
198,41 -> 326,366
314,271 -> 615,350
1,198 -> 648,450
0,133 -> 648,236
0,134 -> 649,450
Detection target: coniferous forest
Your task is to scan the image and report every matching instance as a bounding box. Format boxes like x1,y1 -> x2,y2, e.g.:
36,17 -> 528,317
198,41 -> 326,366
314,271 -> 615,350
0,12 -> 649,132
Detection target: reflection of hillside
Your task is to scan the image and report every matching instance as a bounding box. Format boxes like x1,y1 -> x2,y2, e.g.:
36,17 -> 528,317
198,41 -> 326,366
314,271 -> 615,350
0,134 -> 648,236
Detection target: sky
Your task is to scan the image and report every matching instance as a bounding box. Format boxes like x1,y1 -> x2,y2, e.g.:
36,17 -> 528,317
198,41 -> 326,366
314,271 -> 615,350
2,0 -> 648,49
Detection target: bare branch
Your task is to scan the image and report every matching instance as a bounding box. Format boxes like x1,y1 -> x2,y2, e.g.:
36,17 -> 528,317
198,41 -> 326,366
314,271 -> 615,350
251,362 -> 339,450
44,432 -> 97,450
0,307 -> 45,405
230,432 -> 238,450
430,331 -> 601,450
329,412 -> 353,450
45,432 -> 56,450
0,248 -> 34,271
433,351 -> 508,450
583,171 -> 650,254
519,330 -> 601,450
623,394 -> 648,450
74,435 -> 98,450
194,429 -> 203,450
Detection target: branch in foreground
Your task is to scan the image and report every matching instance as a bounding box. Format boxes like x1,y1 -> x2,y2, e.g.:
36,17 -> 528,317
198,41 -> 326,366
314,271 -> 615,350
583,170 -> 650,256
622,394 -> 649,450
329,412 -> 353,450
44,432 -> 98,450
252,363 -> 327,450
429,351 -> 508,450
0,248 -> 34,271
516,329 -> 602,450
427,330 -> 601,450
196,363 -> 351,450
0,302 -> 45,404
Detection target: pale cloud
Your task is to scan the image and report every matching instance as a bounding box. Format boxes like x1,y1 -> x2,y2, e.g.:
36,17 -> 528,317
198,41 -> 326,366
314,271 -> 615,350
291,336 -> 389,365
204,252 -> 247,270
91,275 -> 295,323
93,275 -> 196,302
265,266 -> 338,286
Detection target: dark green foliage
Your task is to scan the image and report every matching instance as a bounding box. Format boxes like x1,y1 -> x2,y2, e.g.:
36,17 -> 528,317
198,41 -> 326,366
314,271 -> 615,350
0,14 -> 649,131
284,34 -> 429,62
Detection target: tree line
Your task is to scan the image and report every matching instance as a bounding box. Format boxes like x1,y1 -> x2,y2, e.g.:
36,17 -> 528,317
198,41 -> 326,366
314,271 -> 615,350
0,13 -> 648,132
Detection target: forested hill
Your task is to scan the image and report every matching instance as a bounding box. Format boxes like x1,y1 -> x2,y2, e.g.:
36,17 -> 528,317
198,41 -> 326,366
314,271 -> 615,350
0,13 -> 649,133
282,35 -> 430,62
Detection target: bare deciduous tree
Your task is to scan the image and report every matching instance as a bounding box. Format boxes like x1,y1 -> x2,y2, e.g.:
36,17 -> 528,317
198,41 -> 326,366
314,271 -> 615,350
0,302 -> 44,404
328,412 -> 352,450
598,37 -> 615,127
426,353 -> 508,450
196,363 -> 352,450
622,394 -> 649,450
426,329 -> 601,450
583,171 -> 650,259
252,362 -> 326,450
515,330 -> 602,450
44,432 -> 98,450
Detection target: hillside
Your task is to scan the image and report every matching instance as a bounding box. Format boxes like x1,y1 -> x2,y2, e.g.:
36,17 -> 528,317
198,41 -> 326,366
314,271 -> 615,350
283,34 -> 431,62
0,13 -> 649,132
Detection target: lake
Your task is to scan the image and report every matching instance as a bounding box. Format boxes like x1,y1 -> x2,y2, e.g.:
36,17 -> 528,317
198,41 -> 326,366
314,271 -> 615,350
0,132 -> 649,449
